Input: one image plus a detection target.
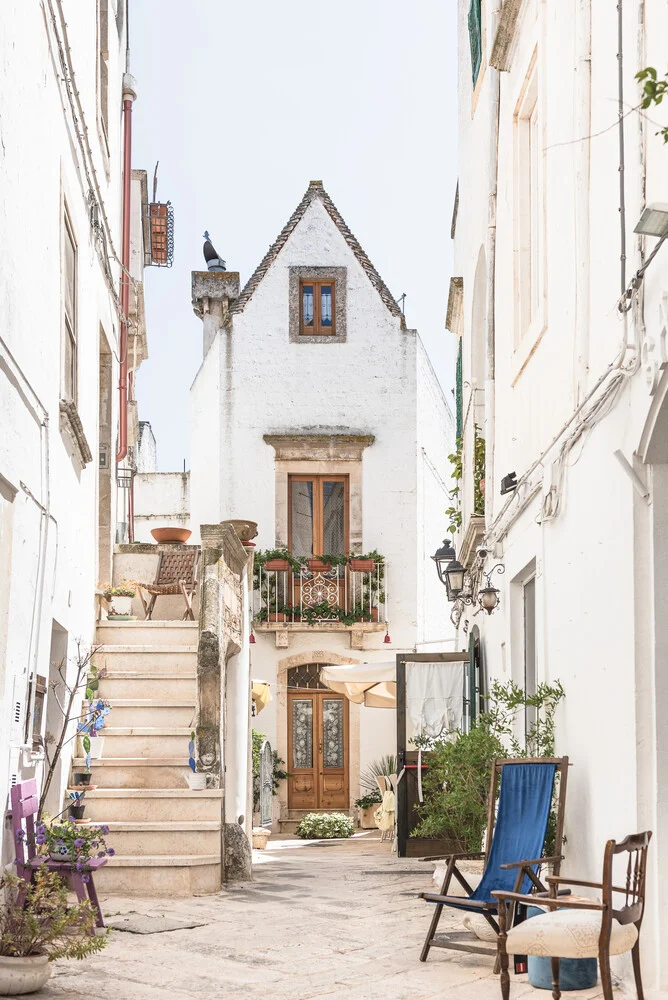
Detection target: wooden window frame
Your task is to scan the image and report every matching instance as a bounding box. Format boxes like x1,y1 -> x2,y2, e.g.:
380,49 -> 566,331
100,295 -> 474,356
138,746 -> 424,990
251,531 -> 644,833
63,207 -> 78,404
299,279 -> 336,337
288,474 -> 349,556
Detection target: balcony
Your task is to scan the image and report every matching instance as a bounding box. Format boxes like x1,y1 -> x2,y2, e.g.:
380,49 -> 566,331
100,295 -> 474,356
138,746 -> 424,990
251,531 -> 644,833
253,552 -> 388,649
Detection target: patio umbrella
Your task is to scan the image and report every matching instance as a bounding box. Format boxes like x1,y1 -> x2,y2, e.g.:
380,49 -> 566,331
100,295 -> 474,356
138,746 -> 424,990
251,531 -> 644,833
319,662 -> 397,708
251,680 -> 272,713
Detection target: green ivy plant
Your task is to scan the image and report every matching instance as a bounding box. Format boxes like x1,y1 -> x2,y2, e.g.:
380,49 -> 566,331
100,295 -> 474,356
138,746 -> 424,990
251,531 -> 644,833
473,425 -> 486,517
446,438 -> 463,535
295,813 -> 354,840
637,67 -> 668,142
412,679 -> 565,853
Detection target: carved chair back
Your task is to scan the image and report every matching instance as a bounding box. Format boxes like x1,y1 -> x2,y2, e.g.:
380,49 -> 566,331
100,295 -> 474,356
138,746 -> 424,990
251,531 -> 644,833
11,779 -> 40,879
602,831 -> 651,930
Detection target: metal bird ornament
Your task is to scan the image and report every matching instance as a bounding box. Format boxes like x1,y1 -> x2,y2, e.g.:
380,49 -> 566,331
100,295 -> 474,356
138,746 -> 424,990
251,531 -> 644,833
202,231 -> 226,272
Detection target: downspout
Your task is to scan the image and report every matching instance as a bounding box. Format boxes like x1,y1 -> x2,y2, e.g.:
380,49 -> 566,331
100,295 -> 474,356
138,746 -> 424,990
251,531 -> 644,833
484,4 -> 502,527
574,0 -> 592,403
115,73 -> 136,464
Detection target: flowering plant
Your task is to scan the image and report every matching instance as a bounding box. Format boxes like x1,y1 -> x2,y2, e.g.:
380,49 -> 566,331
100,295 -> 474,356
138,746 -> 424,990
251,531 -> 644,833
17,821 -> 114,881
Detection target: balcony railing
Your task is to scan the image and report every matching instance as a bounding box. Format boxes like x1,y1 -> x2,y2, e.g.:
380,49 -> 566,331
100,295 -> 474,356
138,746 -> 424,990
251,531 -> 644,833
253,556 -> 387,627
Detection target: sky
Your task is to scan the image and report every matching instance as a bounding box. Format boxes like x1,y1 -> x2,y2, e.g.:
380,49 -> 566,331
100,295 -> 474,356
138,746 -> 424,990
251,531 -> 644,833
131,0 -> 459,472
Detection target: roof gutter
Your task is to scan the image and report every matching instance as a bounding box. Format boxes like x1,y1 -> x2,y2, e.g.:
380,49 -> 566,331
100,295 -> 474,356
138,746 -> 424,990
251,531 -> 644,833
116,73 -> 137,464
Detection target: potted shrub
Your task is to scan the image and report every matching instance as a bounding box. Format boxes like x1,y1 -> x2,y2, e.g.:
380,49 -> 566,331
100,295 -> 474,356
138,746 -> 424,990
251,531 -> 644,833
20,819 -> 114,868
103,581 -> 137,618
0,869 -> 107,995
355,791 -> 382,829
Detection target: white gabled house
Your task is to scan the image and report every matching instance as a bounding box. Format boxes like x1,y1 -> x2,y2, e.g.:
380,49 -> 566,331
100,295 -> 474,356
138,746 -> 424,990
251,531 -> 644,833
188,180 -> 456,830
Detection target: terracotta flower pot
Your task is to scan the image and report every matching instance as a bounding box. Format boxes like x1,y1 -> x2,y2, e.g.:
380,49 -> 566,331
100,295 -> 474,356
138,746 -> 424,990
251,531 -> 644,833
268,612 -> 286,623
308,559 -> 331,572
349,559 -> 375,573
151,527 -> 192,544
264,559 -> 290,572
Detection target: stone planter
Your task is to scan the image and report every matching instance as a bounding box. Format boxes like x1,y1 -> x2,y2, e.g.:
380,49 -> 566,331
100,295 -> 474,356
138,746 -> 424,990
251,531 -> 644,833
252,827 -> 270,850
0,955 -> 51,995
222,519 -> 258,543
359,805 -> 380,829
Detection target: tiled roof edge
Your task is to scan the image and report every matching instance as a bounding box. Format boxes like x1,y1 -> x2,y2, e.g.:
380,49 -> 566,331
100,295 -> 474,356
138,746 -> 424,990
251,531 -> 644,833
230,181 -> 404,325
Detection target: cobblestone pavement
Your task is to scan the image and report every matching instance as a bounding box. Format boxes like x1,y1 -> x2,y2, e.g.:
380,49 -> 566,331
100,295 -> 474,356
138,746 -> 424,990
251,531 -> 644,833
29,833 -> 629,1000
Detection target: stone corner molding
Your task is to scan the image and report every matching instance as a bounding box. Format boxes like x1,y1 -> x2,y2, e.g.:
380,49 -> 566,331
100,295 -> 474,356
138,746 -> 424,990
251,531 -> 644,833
263,433 -> 375,462
59,398 -> 93,467
490,0 -> 524,72
446,277 -> 464,334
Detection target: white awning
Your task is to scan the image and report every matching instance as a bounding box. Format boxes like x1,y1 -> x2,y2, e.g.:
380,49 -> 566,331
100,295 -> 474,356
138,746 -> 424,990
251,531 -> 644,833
320,662 -> 397,708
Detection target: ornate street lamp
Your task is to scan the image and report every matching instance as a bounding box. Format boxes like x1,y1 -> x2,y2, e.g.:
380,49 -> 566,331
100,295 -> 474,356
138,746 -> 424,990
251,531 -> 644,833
476,564 -> 505,615
432,539 -> 466,602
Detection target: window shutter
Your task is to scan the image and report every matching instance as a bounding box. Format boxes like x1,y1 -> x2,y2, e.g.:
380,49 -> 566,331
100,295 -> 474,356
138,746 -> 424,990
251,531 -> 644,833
468,0 -> 483,85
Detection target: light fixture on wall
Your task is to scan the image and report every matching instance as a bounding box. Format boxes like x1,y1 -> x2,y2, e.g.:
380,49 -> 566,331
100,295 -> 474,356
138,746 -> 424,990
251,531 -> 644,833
476,563 -> 505,615
634,203 -> 668,238
383,625 -> 392,644
432,538 -> 466,602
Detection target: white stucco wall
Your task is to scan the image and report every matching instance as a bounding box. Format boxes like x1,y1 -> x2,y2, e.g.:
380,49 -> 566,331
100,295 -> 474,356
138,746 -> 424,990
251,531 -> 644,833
190,190 -> 456,809
133,471 -> 190,542
0,0 -> 147,861
453,0 -> 668,988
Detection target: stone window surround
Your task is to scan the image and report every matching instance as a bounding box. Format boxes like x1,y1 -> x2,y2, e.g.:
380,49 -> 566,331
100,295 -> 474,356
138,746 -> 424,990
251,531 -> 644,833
289,266 -> 347,344
263,434 -> 375,553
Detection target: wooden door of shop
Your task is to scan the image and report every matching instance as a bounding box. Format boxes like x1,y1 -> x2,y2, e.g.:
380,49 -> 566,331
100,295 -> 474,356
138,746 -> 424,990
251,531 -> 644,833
288,690 -> 348,810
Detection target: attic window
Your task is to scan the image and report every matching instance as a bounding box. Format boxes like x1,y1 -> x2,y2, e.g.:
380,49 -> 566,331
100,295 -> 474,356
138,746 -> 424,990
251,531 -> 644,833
300,280 -> 336,336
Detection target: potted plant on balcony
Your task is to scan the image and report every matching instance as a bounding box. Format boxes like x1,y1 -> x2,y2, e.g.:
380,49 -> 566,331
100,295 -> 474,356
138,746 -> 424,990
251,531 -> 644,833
254,549 -> 303,574
306,554 -> 347,573
348,554 -> 376,573
0,868 -> 107,995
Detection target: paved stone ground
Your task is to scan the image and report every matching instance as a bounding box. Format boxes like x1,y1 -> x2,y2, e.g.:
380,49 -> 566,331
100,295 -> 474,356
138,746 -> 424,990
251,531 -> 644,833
28,833 -> 633,1000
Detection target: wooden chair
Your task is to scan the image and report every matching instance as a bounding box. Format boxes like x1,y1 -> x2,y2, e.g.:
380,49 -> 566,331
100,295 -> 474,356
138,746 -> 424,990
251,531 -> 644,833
493,830 -> 652,1000
11,780 -> 106,928
137,546 -> 200,620
419,757 -> 568,963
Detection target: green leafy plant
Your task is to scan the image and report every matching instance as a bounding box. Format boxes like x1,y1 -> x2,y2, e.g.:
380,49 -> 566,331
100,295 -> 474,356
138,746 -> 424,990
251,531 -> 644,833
18,820 -> 114,874
446,438 -> 463,534
473,425 -> 486,516
412,680 -> 565,852
637,67 -> 668,142
295,813 -> 355,840
251,730 -> 289,810
102,581 -> 137,598
354,790 -> 382,809
359,755 -> 397,794
0,869 -> 108,960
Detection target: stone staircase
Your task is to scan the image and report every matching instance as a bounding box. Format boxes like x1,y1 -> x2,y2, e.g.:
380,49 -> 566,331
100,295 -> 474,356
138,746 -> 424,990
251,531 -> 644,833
278,807 -> 356,836
73,620 -> 222,895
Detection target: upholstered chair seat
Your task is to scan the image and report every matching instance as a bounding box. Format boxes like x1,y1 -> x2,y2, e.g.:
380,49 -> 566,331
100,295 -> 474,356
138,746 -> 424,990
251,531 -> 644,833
506,908 -> 638,959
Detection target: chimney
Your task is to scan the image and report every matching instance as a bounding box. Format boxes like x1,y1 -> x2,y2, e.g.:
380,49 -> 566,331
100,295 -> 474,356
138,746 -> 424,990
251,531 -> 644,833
191,270 -> 240,357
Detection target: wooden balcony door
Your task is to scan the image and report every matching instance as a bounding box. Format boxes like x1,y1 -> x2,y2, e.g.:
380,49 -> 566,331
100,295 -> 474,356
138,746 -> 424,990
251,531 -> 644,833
287,690 -> 349,810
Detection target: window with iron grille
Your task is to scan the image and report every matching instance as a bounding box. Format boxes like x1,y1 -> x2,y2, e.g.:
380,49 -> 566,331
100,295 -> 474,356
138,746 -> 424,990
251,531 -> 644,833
468,0 -> 483,85
287,664 -> 328,690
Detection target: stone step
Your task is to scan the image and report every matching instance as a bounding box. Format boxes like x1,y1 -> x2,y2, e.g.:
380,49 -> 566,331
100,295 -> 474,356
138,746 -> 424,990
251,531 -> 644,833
100,821 -> 221,856
95,855 -> 221,896
108,700 -> 196,728
73,757 -> 191,789
96,621 -> 199,647
99,728 -> 192,758
82,788 -> 222,822
98,673 -> 196,701
95,647 -> 198,675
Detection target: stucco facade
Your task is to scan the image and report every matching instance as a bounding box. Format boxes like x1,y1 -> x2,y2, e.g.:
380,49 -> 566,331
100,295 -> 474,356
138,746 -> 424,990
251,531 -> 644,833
0,0 -> 151,861
187,182 -> 456,821
452,0 -> 668,990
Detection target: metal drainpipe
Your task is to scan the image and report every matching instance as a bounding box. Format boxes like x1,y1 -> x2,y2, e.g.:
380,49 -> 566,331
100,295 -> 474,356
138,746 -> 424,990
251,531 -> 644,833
575,0 -> 592,404
484,3 -> 502,530
116,73 -> 137,464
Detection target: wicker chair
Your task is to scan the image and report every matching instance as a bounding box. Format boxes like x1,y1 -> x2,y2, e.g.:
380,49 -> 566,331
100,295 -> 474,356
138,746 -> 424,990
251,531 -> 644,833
137,546 -> 200,620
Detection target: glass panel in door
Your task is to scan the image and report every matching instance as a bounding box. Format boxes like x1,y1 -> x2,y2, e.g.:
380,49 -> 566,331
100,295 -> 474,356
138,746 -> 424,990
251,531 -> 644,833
291,481 -> 314,558
322,481 -> 345,555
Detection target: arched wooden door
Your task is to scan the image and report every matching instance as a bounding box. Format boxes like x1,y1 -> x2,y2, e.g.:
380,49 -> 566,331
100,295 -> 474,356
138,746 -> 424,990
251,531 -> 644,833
287,664 -> 349,810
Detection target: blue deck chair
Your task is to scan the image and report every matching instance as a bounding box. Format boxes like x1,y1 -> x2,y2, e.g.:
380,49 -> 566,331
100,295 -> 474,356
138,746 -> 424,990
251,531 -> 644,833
419,757 -> 569,963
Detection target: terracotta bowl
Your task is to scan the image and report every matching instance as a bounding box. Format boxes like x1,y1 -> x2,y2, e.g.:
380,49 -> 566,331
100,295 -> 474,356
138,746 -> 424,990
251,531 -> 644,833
151,527 -> 192,544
